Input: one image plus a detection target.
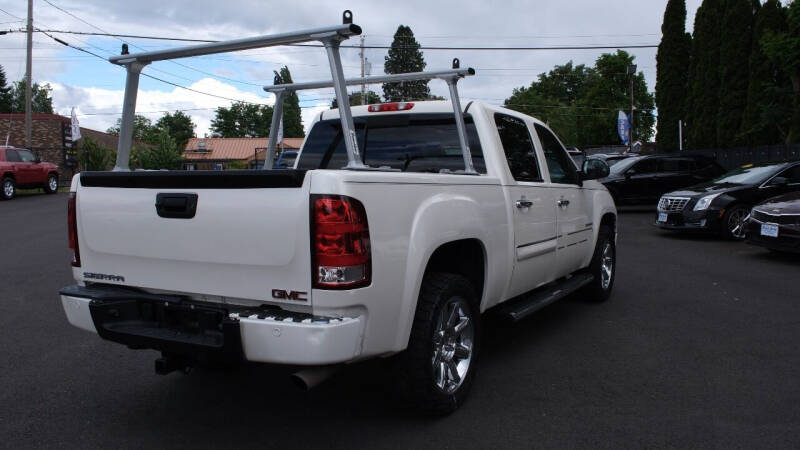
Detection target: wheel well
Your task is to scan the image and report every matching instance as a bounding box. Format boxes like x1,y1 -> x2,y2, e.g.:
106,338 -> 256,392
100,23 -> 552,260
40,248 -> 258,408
48,171 -> 58,177
424,239 -> 485,308
600,213 -> 616,233
2,173 -> 13,181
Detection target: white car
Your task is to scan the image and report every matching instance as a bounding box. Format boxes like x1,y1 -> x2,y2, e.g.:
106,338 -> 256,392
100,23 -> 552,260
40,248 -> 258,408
61,100 -> 617,413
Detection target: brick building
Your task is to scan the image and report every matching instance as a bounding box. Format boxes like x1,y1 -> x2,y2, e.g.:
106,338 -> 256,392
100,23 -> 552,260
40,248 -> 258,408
0,113 -> 123,184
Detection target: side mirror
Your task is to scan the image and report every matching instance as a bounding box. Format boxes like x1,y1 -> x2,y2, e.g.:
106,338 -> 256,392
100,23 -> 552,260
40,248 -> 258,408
770,176 -> 789,187
34,157 -> 41,164
582,158 -> 610,180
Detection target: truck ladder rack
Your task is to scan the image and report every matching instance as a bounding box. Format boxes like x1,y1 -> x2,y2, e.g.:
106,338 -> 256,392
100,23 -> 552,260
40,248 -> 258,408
263,63 -> 477,173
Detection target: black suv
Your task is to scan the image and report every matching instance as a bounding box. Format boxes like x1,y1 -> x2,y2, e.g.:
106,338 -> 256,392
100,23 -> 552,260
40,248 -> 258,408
599,154 -> 725,205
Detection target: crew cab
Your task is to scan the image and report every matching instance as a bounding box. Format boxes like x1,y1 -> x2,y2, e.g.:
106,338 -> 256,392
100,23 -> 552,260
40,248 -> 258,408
60,101 -> 617,413
1,146 -> 60,200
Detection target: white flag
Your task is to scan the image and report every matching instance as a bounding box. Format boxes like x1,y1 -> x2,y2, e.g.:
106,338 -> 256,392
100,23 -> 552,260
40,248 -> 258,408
70,107 -> 82,142
276,116 -> 284,145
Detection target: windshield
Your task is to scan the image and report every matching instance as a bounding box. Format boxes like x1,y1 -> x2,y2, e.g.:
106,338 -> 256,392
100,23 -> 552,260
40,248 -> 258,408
297,113 -> 485,173
608,156 -> 643,175
711,164 -> 783,185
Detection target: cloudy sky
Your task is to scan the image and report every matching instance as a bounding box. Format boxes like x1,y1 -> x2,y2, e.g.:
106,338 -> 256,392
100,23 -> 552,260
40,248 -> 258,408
0,0 -> 705,137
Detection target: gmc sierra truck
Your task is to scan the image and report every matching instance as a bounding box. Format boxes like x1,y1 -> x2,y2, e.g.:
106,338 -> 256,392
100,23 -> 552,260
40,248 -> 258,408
59,16 -> 617,414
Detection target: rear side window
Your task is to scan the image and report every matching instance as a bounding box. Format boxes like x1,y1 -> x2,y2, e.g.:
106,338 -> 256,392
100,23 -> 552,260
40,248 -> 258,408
632,158 -> 659,174
494,113 -> 541,182
297,113 -> 485,173
660,158 -> 692,172
5,149 -> 21,162
18,149 -> 36,162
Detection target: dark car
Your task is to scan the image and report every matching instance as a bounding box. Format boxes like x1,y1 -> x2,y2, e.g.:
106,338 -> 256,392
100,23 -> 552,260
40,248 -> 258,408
586,153 -> 636,167
746,191 -> 800,253
275,150 -> 298,169
654,161 -> 800,239
599,154 -> 725,205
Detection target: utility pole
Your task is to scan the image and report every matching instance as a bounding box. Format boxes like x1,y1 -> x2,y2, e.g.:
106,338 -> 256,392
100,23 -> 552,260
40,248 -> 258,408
25,0 -> 33,148
627,64 -> 636,152
359,36 -> 366,106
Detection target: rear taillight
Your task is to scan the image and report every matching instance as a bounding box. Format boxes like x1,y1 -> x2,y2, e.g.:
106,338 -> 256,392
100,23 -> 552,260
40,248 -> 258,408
311,195 -> 370,289
68,192 -> 80,267
367,102 -> 414,112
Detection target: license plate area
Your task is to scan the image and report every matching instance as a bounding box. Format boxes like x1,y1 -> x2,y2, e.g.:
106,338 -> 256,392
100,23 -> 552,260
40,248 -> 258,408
658,212 -> 668,223
760,223 -> 779,238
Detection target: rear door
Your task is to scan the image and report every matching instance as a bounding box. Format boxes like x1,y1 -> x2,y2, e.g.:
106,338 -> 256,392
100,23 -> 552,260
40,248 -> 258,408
75,171 -> 314,306
16,149 -> 40,185
534,124 -> 592,276
494,113 -> 557,297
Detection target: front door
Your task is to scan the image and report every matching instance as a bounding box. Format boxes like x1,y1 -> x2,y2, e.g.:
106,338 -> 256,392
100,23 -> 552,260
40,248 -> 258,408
494,113 -> 557,298
534,124 -> 593,276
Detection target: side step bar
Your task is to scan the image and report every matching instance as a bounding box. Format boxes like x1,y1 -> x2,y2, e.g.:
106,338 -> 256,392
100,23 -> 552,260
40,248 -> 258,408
496,271 -> 594,322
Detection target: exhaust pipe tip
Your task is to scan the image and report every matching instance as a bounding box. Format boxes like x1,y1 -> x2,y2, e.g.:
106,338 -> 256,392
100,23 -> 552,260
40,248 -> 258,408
291,365 -> 340,390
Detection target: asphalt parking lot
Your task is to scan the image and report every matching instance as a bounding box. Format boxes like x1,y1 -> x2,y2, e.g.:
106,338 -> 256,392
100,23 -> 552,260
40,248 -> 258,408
1,193 -> 798,448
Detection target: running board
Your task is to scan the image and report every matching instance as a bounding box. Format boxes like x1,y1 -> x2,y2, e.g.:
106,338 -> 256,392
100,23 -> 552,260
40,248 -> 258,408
496,271 -> 594,322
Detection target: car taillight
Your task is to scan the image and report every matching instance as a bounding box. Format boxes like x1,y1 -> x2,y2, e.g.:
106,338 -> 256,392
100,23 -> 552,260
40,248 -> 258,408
367,102 -> 414,112
311,194 -> 370,289
68,192 -> 80,267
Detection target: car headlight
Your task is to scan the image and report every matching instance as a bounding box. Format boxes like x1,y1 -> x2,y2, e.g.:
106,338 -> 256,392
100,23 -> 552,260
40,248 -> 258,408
693,193 -> 721,211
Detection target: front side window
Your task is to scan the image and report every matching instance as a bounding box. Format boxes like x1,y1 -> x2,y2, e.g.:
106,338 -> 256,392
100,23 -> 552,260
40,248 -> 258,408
298,113 -> 486,173
534,124 -> 579,184
17,149 -> 37,162
494,113 -> 541,182
631,158 -> 659,174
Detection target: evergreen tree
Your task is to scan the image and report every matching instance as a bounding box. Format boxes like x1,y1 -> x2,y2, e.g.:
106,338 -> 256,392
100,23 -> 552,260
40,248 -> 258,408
273,66 -> 304,137
655,0 -> 691,152
383,25 -> 429,101
139,130 -> 181,170
687,0 -> 722,150
716,0 -> 754,147
761,0 -> 800,144
79,136 -> 112,171
740,0 -> 791,145
0,65 -> 12,113
330,90 -> 382,109
10,80 -> 54,114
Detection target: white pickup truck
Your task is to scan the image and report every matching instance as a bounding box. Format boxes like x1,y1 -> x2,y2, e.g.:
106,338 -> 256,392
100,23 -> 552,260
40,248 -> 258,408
59,16 -> 617,414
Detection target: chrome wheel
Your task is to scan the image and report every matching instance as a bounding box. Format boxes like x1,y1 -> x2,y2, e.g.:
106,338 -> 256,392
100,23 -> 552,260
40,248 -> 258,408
727,208 -> 749,239
432,297 -> 474,394
48,176 -> 58,192
3,180 -> 13,198
600,242 -> 614,290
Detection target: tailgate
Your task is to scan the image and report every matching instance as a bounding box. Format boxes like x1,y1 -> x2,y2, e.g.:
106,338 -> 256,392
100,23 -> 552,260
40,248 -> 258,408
75,170 -> 313,305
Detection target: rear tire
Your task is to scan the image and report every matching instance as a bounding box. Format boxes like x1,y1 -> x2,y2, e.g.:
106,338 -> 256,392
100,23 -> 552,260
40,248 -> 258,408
581,225 -> 616,302
44,174 -> 58,194
1,177 -> 15,200
394,272 -> 480,415
720,204 -> 750,240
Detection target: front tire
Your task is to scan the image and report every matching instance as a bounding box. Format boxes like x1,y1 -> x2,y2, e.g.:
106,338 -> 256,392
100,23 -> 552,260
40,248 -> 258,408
720,205 -> 750,240
582,225 -> 616,302
394,272 -> 480,415
44,174 -> 58,194
1,177 -> 15,200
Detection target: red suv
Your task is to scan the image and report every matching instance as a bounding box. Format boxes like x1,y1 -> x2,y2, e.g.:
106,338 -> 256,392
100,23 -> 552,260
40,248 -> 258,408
1,146 -> 60,200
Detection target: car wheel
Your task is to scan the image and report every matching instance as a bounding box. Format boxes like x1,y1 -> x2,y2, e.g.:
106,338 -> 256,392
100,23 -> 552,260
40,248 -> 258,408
582,225 -> 616,302
721,205 -> 750,240
1,177 -> 15,200
394,272 -> 479,415
45,174 -> 58,194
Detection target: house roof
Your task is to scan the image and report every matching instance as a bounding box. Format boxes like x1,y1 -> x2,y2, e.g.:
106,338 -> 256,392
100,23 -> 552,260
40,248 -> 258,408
183,137 -> 304,160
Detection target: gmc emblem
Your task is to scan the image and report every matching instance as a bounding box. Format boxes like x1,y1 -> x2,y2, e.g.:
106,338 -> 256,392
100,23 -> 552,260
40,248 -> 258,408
272,289 -> 308,302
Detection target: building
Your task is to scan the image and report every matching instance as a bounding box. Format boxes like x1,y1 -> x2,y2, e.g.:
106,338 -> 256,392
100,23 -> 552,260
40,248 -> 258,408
183,137 -> 304,170
0,113 -> 126,184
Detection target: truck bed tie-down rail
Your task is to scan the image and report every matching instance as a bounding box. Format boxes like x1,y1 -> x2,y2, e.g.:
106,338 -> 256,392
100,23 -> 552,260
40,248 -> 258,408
107,10 -> 477,174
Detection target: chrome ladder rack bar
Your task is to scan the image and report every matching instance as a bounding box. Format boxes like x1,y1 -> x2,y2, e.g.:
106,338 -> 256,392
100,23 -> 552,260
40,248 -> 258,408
108,11 -> 361,171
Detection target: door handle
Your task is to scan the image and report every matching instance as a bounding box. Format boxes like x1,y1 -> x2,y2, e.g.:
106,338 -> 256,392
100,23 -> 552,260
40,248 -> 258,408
156,193 -> 198,219
557,199 -> 570,208
516,199 -> 534,209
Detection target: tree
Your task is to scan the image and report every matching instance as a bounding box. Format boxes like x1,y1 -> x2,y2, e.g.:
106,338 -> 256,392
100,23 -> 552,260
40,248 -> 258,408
155,110 -> 196,150
716,0 -> 754,147
210,102 -> 273,137
9,80 -> 53,114
740,0 -> 792,145
79,136 -> 112,171
273,66 -> 304,137
761,0 -> 800,143
655,0 -> 691,152
0,65 -> 12,113
383,25 -> 429,101
330,90 -> 382,109
139,130 -> 181,170
106,115 -> 160,144
687,0 -> 722,150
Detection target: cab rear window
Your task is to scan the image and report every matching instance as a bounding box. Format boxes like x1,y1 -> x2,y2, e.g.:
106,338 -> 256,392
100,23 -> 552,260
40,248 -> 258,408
297,113 -> 486,173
